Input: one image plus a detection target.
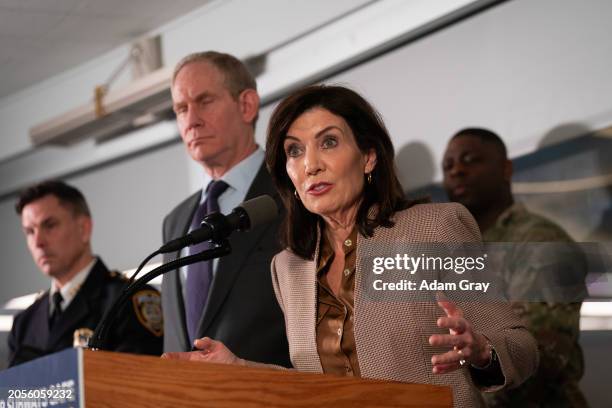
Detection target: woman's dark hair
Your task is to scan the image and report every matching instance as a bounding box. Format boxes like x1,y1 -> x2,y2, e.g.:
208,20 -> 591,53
266,84 -> 411,259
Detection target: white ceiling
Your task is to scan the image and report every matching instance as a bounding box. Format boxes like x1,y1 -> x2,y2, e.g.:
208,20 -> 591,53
0,0 -> 212,99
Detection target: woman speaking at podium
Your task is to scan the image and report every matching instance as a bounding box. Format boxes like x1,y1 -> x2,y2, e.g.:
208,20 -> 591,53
163,85 -> 538,407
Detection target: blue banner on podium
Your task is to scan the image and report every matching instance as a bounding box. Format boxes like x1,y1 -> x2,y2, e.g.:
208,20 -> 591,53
0,348 -> 83,407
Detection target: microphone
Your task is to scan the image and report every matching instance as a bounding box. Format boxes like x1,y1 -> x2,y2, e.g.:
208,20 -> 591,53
89,195 -> 279,351
158,194 -> 279,254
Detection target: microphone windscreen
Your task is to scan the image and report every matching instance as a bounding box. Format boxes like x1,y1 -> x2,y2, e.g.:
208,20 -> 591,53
239,195 -> 279,228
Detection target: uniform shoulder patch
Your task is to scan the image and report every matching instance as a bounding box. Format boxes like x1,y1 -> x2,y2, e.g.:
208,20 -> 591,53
131,290 -> 163,336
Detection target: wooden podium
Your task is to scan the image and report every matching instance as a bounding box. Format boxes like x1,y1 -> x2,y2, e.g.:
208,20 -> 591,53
1,349 -> 452,407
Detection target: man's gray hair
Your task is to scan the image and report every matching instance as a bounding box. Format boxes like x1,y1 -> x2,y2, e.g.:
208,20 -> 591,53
172,51 -> 257,99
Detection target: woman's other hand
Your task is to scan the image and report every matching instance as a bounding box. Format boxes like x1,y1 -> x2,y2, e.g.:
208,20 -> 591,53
428,295 -> 491,374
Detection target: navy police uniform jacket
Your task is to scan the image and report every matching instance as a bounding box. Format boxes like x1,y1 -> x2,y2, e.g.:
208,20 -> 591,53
8,258 -> 163,367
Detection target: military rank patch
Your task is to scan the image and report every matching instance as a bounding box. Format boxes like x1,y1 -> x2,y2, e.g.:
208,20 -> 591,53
132,290 -> 163,336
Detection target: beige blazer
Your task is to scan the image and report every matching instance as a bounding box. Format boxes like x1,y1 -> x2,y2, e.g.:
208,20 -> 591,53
271,203 -> 538,407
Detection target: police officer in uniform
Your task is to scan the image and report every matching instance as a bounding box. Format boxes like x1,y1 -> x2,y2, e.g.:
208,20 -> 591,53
8,180 -> 163,367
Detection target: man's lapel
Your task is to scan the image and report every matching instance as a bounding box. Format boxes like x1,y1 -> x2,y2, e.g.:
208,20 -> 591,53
28,294 -> 51,349
168,191 -> 201,350
47,261 -> 106,349
171,192 -> 202,243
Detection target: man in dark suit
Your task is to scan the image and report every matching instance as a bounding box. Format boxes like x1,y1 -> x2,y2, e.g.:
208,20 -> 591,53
8,180 -> 163,367
160,51 -> 290,367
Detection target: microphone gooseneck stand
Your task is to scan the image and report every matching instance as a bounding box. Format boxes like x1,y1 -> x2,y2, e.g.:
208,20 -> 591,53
88,240 -> 231,351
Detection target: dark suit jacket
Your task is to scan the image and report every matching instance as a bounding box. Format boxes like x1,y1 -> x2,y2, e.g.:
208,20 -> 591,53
161,163 -> 290,367
8,258 -> 163,367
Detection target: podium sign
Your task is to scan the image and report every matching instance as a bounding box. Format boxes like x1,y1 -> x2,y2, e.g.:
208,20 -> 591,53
0,348 -> 82,407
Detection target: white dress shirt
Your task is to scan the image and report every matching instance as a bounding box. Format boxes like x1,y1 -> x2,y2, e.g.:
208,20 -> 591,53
49,258 -> 97,315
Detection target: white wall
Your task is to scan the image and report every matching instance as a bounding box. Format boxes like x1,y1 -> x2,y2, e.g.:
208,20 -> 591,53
0,0 -> 481,197
254,0 -> 612,192
0,0 -> 374,162
327,0 -> 612,189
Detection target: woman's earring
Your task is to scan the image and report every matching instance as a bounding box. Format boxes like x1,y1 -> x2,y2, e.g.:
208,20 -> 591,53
294,189 -> 300,200
366,172 -> 373,184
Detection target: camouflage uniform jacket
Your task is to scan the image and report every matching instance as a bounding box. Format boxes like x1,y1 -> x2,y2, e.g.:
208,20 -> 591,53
482,202 -> 587,408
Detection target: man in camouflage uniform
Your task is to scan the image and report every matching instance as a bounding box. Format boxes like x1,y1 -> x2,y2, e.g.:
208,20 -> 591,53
442,128 -> 588,407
